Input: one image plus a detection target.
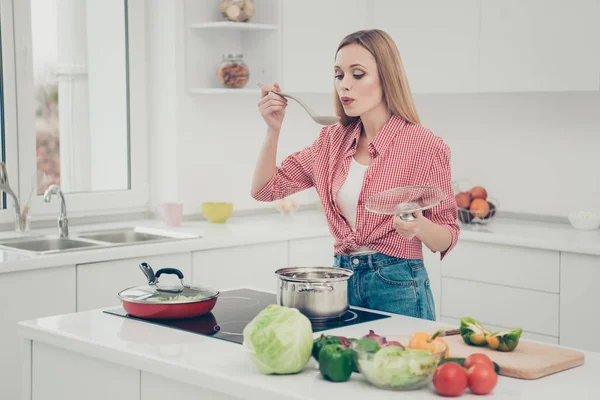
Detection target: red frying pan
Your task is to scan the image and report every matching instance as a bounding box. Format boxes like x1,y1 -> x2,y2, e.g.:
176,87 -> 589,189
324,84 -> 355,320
118,262 -> 219,320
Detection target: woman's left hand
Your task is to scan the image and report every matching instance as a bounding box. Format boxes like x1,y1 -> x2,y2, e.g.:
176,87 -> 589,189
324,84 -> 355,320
393,211 -> 426,240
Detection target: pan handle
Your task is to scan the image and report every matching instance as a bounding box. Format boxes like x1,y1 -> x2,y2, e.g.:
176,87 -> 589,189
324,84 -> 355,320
155,268 -> 184,280
139,262 -> 156,284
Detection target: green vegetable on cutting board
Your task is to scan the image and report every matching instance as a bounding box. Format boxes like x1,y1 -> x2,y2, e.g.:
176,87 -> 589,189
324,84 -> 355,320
486,328 -> 523,352
460,317 -> 492,346
318,344 -> 355,382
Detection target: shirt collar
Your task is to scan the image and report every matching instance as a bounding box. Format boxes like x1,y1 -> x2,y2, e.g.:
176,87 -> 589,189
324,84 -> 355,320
345,114 -> 407,157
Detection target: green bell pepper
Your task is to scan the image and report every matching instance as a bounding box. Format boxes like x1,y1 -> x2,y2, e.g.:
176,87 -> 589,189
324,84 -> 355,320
460,317 -> 492,346
318,344 -> 354,382
312,334 -> 342,361
486,328 -> 522,352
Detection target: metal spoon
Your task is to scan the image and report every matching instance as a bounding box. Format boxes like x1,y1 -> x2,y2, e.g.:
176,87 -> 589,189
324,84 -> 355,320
257,83 -> 340,126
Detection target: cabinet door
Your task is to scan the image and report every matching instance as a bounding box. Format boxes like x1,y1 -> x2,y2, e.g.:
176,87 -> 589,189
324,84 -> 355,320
372,0 -> 480,93
560,252 -> 600,352
441,241 -> 559,293
77,253 -> 192,311
192,242 -> 288,293
288,236 -> 335,267
0,266 -> 76,400
281,0 -> 368,93
479,0 -> 600,92
442,277 -> 559,337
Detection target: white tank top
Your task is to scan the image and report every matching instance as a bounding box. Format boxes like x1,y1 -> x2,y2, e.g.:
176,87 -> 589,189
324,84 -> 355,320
337,156 -> 369,232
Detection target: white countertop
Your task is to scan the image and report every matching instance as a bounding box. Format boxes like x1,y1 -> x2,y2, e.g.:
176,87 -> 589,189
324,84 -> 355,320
1,210 -> 599,274
17,288 -> 600,400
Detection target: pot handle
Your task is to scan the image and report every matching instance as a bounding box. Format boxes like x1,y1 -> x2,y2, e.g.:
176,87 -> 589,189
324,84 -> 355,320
155,268 -> 185,280
153,268 -> 187,293
298,283 -> 334,292
139,262 -> 156,284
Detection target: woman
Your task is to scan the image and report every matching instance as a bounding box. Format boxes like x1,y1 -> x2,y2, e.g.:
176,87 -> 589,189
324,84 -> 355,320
251,29 -> 459,321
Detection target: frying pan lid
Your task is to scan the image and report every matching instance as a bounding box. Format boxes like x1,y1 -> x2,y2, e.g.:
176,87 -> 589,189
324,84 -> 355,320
118,265 -> 219,304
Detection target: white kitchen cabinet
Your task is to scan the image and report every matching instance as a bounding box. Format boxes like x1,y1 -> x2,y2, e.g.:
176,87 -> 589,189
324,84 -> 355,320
76,252 -> 192,311
31,342 -> 139,400
441,241 -> 560,293
560,252 -> 600,352
281,0 -> 368,93
0,266 -> 76,400
288,235 -> 335,267
479,0 -> 600,92
142,371 -> 239,400
372,0 -> 480,93
192,241 -> 288,293
441,277 -> 559,337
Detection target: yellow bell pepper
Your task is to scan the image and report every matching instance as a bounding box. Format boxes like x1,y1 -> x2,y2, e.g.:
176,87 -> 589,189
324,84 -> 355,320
408,331 -> 450,359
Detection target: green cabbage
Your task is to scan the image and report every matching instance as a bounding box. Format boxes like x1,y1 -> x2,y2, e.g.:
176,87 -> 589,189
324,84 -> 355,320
359,346 -> 438,388
242,304 -> 313,375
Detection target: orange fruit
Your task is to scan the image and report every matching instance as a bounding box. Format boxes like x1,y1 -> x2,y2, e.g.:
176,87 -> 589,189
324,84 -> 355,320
470,198 -> 490,218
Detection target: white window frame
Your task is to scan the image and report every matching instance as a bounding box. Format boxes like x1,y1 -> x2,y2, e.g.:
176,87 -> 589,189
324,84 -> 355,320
11,0 -> 149,223
0,0 -> 21,225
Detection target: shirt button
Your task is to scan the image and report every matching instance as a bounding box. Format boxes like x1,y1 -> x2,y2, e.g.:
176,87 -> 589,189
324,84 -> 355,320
353,259 -> 359,265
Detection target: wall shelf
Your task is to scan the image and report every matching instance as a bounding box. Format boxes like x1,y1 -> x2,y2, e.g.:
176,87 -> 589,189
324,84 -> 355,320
189,21 -> 279,31
184,0 -> 281,93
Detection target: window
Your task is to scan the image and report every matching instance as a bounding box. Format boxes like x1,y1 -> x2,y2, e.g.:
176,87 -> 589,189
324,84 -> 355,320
31,0 -> 130,195
9,0 -> 148,222
0,0 -> 19,221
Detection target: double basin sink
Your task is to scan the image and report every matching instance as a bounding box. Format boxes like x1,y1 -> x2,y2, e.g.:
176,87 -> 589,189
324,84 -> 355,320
0,227 -> 201,255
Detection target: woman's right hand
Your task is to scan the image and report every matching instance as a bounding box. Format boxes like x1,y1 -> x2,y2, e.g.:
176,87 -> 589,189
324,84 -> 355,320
258,83 -> 288,134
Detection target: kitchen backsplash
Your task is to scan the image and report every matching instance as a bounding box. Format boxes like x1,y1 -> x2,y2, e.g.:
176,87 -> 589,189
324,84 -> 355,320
155,90 -> 599,220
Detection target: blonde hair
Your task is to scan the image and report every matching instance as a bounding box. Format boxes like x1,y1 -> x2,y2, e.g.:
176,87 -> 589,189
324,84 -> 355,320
334,29 -> 420,126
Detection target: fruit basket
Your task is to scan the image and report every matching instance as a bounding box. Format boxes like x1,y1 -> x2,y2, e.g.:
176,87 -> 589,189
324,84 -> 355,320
453,181 -> 499,225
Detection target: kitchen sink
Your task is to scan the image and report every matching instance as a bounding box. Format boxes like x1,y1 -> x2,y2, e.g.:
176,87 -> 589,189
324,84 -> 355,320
0,236 -> 100,254
0,226 -> 200,255
76,227 -> 200,244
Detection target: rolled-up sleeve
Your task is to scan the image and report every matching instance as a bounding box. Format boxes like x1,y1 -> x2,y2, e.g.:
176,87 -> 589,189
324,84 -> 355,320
252,127 -> 326,202
423,143 -> 460,260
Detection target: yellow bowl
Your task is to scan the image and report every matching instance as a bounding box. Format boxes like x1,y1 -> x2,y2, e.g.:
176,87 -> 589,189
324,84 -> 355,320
201,202 -> 233,223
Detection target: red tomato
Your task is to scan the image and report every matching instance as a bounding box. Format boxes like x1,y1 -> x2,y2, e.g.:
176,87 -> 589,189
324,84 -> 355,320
464,353 -> 495,370
467,364 -> 498,395
433,362 -> 468,397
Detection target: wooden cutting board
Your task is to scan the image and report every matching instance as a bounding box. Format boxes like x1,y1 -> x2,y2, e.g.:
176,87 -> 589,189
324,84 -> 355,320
393,332 -> 585,380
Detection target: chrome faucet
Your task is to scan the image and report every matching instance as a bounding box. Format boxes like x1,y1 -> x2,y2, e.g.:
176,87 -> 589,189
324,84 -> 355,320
44,184 -> 69,238
0,162 -> 23,229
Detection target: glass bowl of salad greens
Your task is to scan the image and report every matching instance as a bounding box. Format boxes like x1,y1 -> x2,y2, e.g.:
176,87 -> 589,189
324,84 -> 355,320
353,336 -> 446,391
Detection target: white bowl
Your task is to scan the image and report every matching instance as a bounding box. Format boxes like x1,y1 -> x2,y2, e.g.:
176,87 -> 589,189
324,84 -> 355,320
568,211 -> 600,230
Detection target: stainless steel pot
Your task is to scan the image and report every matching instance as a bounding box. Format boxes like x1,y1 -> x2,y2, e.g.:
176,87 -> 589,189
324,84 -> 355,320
274,266 -> 353,321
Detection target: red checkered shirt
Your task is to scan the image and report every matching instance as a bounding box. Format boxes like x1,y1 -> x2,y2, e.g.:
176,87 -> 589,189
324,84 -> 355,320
252,114 -> 460,260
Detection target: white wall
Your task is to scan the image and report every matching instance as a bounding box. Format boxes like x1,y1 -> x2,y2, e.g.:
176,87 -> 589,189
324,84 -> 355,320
146,1 -> 600,220
156,90 -> 600,219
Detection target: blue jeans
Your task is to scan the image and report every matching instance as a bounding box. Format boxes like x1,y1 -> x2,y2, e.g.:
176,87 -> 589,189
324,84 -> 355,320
333,252 -> 436,321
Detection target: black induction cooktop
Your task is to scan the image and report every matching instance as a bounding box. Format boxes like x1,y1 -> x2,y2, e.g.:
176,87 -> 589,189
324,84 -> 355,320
104,288 -> 390,345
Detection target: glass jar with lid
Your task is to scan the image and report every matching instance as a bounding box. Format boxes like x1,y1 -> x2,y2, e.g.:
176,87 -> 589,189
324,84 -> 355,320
216,53 -> 250,89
